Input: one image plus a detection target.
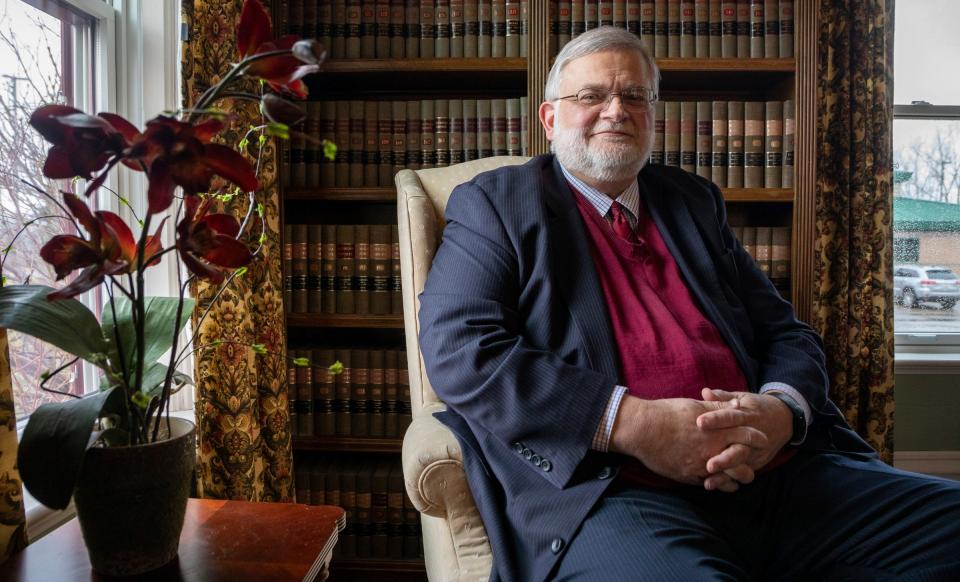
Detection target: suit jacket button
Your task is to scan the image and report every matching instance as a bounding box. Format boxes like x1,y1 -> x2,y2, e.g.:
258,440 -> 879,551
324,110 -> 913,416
597,466 -> 613,480
523,448 -> 533,460
513,442 -> 524,454
551,538 -> 565,554
540,460 -> 552,472
531,454 -> 542,466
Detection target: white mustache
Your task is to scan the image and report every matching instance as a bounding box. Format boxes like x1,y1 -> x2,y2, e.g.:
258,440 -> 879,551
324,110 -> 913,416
591,124 -> 631,134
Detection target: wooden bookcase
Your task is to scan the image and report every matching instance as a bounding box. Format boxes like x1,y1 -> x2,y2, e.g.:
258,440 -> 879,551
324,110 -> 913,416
275,2 -> 815,580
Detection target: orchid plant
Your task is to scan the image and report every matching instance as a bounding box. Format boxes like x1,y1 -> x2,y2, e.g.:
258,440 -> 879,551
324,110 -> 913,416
0,0 -> 324,510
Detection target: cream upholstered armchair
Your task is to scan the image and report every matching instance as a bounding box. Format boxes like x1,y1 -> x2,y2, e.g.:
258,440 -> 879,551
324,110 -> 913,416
396,156 -> 529,581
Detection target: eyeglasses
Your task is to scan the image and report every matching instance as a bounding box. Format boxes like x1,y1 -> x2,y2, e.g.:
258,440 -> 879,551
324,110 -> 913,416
556,87 -> 659,111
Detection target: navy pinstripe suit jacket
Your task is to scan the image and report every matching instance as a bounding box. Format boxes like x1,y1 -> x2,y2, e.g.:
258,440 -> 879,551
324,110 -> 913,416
417,155 -> 874,582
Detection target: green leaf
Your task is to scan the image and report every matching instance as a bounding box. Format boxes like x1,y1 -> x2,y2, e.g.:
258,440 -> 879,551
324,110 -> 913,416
18,387 -> 122,509
292,357 -> 309,367
251,343 -> 267,355
131,391 -> 151,409
101,296 -> 196,384
139,361 -> 193,400
329,360 -> 344,375
322,140 -> 337,161
0,285 -> 110,365
265,122 -> 289,139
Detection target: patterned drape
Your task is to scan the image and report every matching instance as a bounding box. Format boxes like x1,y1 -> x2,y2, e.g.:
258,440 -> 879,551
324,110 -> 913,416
181,0 -> 293,501
813,0 -> 895,462
0,330 -> 26,561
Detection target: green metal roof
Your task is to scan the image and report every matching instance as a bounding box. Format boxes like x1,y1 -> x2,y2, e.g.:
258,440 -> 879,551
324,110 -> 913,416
894,197 -> 960,232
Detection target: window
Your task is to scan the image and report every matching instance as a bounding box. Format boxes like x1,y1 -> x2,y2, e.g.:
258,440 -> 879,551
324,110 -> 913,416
893,0 -> 960,353
1,0 -> 187,423
0,0 -> 114,421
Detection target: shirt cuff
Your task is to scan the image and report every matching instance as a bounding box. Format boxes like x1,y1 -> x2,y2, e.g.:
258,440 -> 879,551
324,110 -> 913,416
592,385 -> 628,452
759,382 -> 812,427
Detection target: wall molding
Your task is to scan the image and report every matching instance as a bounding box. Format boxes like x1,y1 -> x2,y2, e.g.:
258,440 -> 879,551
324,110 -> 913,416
894,450 -> 960,479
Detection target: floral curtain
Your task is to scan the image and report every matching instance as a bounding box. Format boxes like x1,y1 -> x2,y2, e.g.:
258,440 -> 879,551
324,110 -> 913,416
181,0 -> 293,501
0,330 -> 26,561
813,0 -> 895,463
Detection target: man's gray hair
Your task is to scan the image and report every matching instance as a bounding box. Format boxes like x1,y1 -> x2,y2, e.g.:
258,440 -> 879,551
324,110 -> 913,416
544,27 -> 661,101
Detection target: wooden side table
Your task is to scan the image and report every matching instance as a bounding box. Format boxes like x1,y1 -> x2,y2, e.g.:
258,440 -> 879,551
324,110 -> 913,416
0,499 -> 346,581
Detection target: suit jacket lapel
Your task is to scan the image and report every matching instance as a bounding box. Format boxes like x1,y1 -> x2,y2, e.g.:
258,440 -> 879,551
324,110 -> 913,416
540,158 -> 620,380
638,171 -> 755,384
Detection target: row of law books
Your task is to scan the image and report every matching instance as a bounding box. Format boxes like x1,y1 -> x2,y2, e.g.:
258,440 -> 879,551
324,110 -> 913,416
283,224 -> 403,316
294,456 -> 423,560
732,225 -> 790,296
277,0 -> 530,59
651,99 -> 793,189
554,0 -> 794,59
287,347 -> 412,438
284,97 -> 530,189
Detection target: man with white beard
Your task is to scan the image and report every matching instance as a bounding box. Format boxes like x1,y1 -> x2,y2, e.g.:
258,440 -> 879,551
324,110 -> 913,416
418,26 -> 960,582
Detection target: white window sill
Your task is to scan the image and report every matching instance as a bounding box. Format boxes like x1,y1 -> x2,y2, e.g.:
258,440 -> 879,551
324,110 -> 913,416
24,488 -> 75,543
895,351 -> 960,374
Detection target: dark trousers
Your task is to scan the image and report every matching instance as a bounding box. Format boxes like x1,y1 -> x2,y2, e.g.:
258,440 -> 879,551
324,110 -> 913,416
552,451 -> 960,581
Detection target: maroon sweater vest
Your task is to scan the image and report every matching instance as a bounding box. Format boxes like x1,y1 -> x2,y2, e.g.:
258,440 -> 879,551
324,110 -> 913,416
572,186 -> 749,487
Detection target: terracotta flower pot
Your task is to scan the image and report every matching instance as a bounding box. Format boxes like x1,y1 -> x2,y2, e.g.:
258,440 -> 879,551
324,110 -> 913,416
73,417 -> 196,576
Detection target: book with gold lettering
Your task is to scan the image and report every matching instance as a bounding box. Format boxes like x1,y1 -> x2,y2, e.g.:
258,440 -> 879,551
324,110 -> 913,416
744,100 -> 764,187
711,100 -> 728,187
351,348 -> 370,436
308,224 -> 323,313
764,100 -> 783,188
696,100 -> 712,179
336,224 -> 356,314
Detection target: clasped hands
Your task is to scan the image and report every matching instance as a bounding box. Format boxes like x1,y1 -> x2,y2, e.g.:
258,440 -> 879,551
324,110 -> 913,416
609,388 -> 794,493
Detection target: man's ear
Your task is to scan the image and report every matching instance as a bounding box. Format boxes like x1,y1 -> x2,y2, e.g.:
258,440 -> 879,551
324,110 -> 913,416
538,100 -> 556,141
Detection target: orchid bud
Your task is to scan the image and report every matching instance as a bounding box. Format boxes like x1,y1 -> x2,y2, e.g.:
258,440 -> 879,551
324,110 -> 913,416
260,93 -> 306,126
292,39 -> 327,65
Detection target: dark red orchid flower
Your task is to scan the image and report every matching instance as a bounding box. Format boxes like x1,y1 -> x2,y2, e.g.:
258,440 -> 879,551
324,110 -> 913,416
236,0 -> 321,98
40,193 -> 165,300
176,195 -> 253,283
126,115 -> 259,216
29,105 -> 130,187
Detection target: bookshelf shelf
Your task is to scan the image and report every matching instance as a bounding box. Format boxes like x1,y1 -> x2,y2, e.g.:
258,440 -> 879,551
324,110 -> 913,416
284,187 -> 396,202
321,58 -> 527,73
332,558 -> 426,572
656,58 -> 795,72
722,188 -> 794,202
293,436 -> 403,453
310,58 -> 527,95
286,314 -> 405,329
331,557 -> 427,581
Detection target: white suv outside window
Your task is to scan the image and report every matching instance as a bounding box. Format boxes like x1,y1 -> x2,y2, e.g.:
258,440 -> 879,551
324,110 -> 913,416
894,265 -> 960,310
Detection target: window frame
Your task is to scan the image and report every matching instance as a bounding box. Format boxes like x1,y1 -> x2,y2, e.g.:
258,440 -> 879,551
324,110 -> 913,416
4,0 -> 117,424
15,0 -> 186,537
892,103 -> 960,370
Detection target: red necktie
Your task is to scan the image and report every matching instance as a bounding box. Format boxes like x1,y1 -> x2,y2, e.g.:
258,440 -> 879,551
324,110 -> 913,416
610,202 -> 639,244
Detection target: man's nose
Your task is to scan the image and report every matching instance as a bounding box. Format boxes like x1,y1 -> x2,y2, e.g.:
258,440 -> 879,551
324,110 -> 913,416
600,95 -> 628,121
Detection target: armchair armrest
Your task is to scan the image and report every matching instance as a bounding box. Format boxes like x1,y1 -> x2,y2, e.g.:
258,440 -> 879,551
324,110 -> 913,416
402,402 -> 476,517
402,403 -> 493,580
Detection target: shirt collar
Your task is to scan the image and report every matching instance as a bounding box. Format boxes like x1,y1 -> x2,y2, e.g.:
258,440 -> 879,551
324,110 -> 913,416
558,162 -> 640,221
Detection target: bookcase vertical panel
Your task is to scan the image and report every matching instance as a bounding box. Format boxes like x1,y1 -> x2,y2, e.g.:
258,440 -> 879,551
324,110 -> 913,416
527,0 -> 550,155
793,0 -> 816,324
